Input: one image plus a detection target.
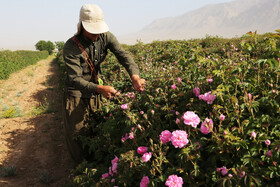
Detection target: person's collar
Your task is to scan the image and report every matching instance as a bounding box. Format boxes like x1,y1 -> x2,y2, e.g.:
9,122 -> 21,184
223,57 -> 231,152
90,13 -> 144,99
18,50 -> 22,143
75,33 -> 95,45
82,34 -> 94,44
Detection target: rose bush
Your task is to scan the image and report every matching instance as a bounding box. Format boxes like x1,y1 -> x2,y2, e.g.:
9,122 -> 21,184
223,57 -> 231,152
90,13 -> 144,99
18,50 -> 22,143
56,31 -> 280,186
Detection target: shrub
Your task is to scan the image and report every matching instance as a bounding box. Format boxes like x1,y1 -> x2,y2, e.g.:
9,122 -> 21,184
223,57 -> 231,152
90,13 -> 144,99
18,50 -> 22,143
58,32 -> 280,186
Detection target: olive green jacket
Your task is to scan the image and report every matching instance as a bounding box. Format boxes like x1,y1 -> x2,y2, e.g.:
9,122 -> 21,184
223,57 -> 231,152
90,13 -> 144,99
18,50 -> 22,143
63,32 -> 139,98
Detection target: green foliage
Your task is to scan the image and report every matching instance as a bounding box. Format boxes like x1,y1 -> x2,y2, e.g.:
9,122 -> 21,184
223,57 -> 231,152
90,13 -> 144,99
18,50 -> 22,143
55,50 -> 66,90
55,41 -> 65,52
38,170 -> 54,185
0,50 -> 48,79
35,40 -> 55,55
29,98 -> 55,116
0,164 -> 16,177
0,106 -> 23,119
57,31 -> 280,186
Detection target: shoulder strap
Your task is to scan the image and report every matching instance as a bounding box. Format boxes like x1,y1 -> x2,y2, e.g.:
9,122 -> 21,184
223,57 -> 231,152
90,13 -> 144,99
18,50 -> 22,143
72,36 -> 98,83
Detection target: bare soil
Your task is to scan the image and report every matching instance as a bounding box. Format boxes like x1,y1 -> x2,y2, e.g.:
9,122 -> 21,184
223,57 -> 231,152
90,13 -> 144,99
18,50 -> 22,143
0,57 -> 75,186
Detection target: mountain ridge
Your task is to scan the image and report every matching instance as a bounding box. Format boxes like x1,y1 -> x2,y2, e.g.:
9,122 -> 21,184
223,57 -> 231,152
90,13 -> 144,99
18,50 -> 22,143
119,0 -> 280,44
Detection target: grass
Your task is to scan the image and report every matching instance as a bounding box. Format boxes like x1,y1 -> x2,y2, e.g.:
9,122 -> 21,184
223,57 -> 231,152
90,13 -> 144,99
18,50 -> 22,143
1,104 -> 9,111
29,97 -> 57,116
29,102 -> 50,116
15,89 -> 27,97
26,69 -> 35,77
0,164 -> 16,177
45,76 -> 54,90
38,170 -> 53,185
0,105 -> 23,119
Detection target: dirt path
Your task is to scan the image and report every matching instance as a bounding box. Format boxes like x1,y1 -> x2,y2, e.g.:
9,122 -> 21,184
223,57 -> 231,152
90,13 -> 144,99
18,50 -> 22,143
0,57 -> 74,186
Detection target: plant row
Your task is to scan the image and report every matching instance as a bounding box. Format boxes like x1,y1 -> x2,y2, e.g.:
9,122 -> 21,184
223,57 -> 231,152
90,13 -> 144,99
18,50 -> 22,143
0,50 -> 49,79
56,31 -> 280,186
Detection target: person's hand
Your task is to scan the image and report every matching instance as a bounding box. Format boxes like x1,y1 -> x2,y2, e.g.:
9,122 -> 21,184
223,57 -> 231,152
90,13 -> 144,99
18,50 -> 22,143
131,74 -> 146,92
97,85 -> 120,98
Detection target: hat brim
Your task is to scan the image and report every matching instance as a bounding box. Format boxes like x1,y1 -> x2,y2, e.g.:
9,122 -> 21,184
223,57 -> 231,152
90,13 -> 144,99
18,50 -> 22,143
82,21 -> 109,34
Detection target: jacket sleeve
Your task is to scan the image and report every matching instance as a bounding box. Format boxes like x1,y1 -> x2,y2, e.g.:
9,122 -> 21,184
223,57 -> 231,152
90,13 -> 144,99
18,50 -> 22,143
107,32 -> 140,77
63,41 -> 98,94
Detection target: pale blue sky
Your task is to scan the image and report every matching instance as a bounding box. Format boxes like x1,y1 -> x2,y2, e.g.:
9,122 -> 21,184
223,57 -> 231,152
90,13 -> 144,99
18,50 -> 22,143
0,0 -> 233,50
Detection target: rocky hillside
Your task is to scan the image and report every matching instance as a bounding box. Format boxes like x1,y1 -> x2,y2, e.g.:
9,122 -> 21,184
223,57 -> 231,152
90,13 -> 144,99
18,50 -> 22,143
120,0 -> 280,44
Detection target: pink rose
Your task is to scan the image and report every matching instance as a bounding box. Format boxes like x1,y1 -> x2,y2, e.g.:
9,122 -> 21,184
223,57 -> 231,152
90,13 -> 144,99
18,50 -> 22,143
251,131 -> 257,138
221,166 -> 228,176
182,111 -> 200,128
102,173 -> 109,179
193,87 -> 200,97
177,77 -> 182,83
111,156 -> 118,165
140,176 -> 149,187
217,166 -> 228,176
200,118 -> 213,134
171,84 -> 176,90
207,78 -> 213,83
129,132 -> 134,139
239,171 -> 245,178
247,93 -> 252,100
109,167 -> 113,176
165,175 -> 183,187
175,118 -> 180,125
121,104 -> 128,110
112,163 -> 118,173
265,139 -> 271,145
137,146 -> 148,155
219,114 -> 225,121
199,91 -> 216,104
265,150 -> 272,157
121,133 -> 129,142
171,130 -> 189,148
160,130 -> 172,144
142,152 -> 152,162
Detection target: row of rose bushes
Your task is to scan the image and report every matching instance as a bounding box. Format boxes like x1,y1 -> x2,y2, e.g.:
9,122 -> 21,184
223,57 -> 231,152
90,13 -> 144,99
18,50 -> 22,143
0,50 -> 49,79
56,32 -> 280,186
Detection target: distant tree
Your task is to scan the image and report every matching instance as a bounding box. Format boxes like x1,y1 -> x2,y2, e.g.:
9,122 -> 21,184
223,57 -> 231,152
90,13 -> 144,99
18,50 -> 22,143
35,40 -> 55,55
35,40 -> 46,51
55,41 -> 65,52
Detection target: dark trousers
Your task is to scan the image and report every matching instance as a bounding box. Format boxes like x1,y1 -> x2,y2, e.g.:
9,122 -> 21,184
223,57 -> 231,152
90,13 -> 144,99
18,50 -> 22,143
63,93 -> 101,163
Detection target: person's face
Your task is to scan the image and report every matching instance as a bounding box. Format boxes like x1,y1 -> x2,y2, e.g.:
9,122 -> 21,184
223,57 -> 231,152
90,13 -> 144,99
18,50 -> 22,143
83,29 -> 99,42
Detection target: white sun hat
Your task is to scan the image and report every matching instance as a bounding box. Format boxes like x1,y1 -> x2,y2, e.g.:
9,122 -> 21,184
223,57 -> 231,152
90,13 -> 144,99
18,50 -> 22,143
75,4 -> 109,35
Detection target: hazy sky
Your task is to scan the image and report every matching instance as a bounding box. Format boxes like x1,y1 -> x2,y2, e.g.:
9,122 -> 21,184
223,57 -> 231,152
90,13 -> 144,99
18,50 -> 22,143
0,0 -> 233,50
